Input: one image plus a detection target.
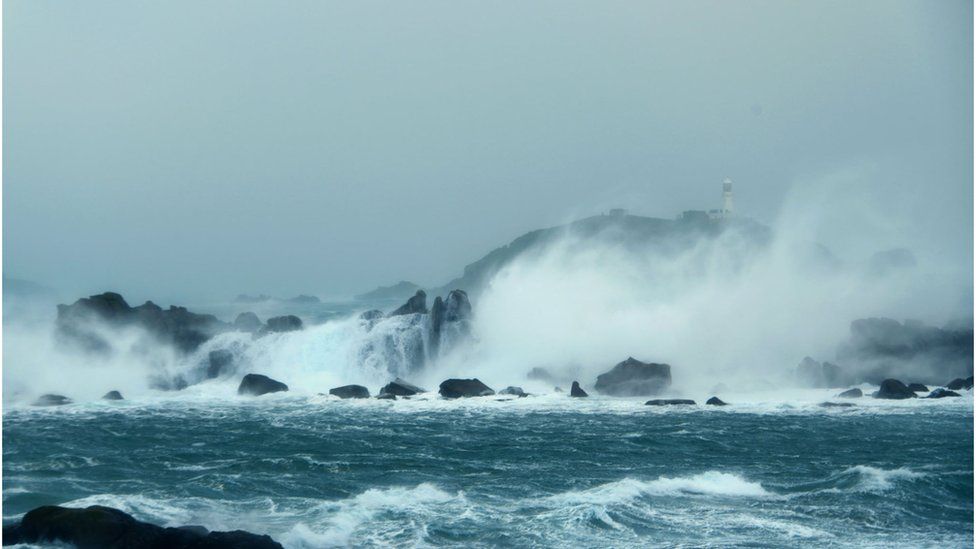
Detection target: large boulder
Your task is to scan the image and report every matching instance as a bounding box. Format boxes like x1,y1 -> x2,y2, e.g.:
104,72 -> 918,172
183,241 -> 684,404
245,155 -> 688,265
257,315 -> 303,337
705,396 -> 728,406
439,378 -> 495,398
946,377 -> 974,391
33,394 -> 72,406
237,374 -> 288,396
4,504 -> 282,549
379,378 -> 426,397
101,390 -> 124,401
645,399 -> 696,406
389,290 -> 427,317
594,357 -> 671,396
836,388 -> 863,398
872,379 -> 917,400
570,381 -> 588,397
233,312 -> 263,333
906,383 -> 929,393
329,385 -> 370,399
499,386 -> 527,397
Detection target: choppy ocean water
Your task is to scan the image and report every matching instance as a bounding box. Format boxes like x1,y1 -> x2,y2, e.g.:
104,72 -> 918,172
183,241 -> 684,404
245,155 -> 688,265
3,392 -> 972,548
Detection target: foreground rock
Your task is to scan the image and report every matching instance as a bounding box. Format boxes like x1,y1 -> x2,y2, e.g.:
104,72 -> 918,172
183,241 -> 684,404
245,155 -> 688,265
32,394 -> 72,406
389,290 -> 428,316
439,378 -> 495,398
645,399 -> 695,406
836,388 -> 863,398
872,379 -> 917,400
237,374 -> 288,396
379,378 -> 425,397
594,357 -> 671,396
925,388 -> 961,399
570,381 -> 588,397
705,396 -> 728,406
101,390 -> 124,401
946,377 -> 974,391
2,504 -> 282,549
329,385 -> 370,399
499,386 -> 527,397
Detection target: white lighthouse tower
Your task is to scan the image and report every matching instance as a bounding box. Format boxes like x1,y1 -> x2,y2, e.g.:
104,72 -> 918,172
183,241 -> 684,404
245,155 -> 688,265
722,177 -> 734,217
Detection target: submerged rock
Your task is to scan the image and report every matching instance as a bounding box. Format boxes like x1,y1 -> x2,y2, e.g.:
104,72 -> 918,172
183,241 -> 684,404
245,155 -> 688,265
389,290 -> 427,317
207,349 -> 234,379
237,374 -> 288,396
836,388 -> 863,399
906,383 -> 929,393
645,399 -> 696,406
376,393 -> 396,400
594,357 -> 671,396
946,377 -> 974,391
329,385 -> 370,399
32,394 -> 72,406
439,378 -> 495,398
925,388 -> 962,399
705,396 -> 728,406
233,312 -> 263,333
499,386 -> 528,397
872,379 -> 917,400
4,504 -> 282,549
379,378 -> 426,397
819,401 -> 856,408
101,390 -> 124,401
570,381 -> 589,397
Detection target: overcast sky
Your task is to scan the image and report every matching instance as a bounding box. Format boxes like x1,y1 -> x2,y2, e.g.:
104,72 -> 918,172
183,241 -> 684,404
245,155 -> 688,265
4,0 -> 972,303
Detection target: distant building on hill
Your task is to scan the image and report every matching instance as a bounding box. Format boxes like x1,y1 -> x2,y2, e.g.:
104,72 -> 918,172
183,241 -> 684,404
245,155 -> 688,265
708,177 -> 735,219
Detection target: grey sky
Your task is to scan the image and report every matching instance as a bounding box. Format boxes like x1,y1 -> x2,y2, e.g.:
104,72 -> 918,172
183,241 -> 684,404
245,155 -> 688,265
4,0 -> 972,303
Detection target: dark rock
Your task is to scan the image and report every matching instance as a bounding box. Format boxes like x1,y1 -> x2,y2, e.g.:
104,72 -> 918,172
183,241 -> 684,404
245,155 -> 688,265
925,388 -> 962,399
570,381 -> 589,397
946,377 -> 973,391
872,379 -> 917,400
233,312 -> 262,333
379,378 -> 426,397
906,383 -> 929,393
645,399 -> 696,406
705,396 -> 727,406
258,315 -> 303,335
499,386 -> 528,397
6,504 -> 283,549
389,290 -> 427,317
237,374 -> 288,396
819,401 -> 855,408
359,309 -> 384,322
376,393 -> 396,400
33,394 -> 72,406
56,292 -> 230,354
329,385 -> 370,399
594,357 -> 671,396
101,390 -> 124,401
836,388 -> 863,398
439,378 -> 495,398
428,290 -> 472,360
207,349 -> 234,379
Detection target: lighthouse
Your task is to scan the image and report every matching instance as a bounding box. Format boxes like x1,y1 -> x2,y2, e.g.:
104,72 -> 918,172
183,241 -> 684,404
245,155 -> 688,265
722,177 -> 734,216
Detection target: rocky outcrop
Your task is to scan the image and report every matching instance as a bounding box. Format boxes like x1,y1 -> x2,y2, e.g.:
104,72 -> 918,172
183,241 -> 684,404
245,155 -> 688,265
379,378 -> 426,397
439,378 -> 494,398
925,388 -> 961,399
207,350 -> 234,379
428,290 -> 472,360
836,388 -> 863,398
2,504 -> 282,548
946,377 -> 974,391
237,374 -> 288,396
389,290 -> 427,317
705,396 -> 728,406
233,312 -> 263,333
796,357 -> 847,388
33,394 -> 72,406
499,386 -> 527,397
570,381 -> 588,397
258,315 -> 303,336
645,399 -> 695,406
594,358 -> 671,396
355,281 -> 423,302
101,390 -> 124,401
872,379 -> 917,400
329,385 -> 370,399
56,292 -> 229,354
906,383 -> 929,393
